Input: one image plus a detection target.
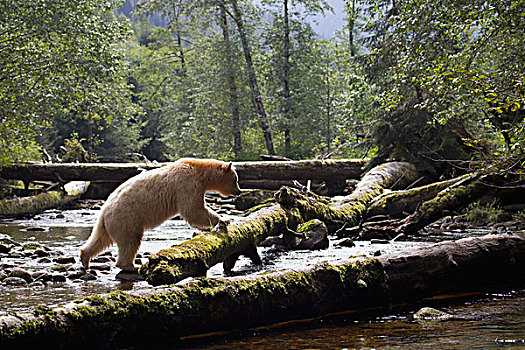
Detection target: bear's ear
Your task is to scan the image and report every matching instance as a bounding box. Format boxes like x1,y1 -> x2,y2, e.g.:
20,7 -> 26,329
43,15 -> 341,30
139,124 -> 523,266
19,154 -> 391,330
223,162 -> 232,172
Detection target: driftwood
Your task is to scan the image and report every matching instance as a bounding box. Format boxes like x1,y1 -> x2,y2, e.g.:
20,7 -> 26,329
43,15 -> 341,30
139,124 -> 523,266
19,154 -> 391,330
0,181 -> 90,218
0,159 -> 367,195
1,233 -> 523,349
140,162 -> 419,286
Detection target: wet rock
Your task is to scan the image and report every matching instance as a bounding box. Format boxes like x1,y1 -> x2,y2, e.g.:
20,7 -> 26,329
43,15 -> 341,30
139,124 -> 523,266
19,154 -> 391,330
335,238 -> 356,248
0,271 -> 7,281
51,264 -> 72,273
35,273 -> 67,283
372,250 -> 382,256
116,270 -> 145,282
28,280 -> 46,287
33,249 -> 51,257
31,270 -> 48,280
2,277 -> 28,286
22,242 -> 42,251
67,266 -> 88,280
0,234 -> 20,246
7,269 -> 33,283
54,256 -> 76,264
295,219 -> 329,250
0,244 -> 11,254
37,257 -> 52,264
79,272 -> 98,281
413,307 -> 453,320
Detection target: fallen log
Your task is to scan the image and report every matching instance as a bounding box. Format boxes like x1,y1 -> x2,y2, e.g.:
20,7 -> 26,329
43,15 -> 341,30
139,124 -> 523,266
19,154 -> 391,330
0,181 -> 90,218
140,162 -> 419,286
1,233 -> 523,349
365,174 -> 471,219
359,173 -> 495,239
0,159 -> 367,192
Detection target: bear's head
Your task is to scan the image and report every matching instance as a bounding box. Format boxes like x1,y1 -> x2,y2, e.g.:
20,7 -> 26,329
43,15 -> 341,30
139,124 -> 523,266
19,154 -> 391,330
217,162 -> 242,197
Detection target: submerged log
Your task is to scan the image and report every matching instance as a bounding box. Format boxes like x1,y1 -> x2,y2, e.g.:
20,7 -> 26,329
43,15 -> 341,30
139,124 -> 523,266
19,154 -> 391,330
1,233 -> 523,349
140,162 -> 419,286
0,182 -> 90,218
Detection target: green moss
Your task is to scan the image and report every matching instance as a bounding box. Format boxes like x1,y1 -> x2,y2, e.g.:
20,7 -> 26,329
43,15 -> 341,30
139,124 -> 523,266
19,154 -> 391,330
23,243 -> 40,251
51,265 -> 71,272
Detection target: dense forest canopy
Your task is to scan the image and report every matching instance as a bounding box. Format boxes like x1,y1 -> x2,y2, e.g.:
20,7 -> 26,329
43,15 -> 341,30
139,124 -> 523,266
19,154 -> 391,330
1,0 -> 523,179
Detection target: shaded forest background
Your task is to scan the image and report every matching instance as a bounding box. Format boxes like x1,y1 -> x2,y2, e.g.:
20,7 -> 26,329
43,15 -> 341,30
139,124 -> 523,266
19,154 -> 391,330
1,0 -> 523,180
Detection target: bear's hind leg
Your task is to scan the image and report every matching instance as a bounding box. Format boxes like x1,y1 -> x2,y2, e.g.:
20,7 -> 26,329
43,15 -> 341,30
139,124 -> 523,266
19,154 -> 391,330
114,230 -> 144,272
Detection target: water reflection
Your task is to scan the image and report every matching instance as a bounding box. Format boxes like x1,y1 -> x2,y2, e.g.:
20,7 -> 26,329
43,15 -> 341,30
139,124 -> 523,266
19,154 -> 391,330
180,291 -> 524,349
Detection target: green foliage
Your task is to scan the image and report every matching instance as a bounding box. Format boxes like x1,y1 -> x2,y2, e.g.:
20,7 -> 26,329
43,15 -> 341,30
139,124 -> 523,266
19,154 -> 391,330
360,0 -> 525,177
61,133 -> 88,163
463,200 -> 506,225
0,0 -> 138,163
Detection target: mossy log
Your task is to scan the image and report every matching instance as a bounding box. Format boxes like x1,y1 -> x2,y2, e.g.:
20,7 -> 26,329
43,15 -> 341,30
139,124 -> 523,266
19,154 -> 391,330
365,174 -> 471,219
0,181 -> 89,218
140,162 -> 419,286
359,173 -> 493,239
1,233 -> 523,349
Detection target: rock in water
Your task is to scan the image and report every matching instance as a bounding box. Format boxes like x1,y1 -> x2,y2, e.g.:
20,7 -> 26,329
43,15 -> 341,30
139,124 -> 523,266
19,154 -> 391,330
295,219 -> 329,250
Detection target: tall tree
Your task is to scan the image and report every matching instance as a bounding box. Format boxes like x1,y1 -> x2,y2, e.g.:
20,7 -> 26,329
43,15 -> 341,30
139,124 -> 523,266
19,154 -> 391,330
218,1 -> 243,159
0,0 -> 133,162
228,0 -> 275,155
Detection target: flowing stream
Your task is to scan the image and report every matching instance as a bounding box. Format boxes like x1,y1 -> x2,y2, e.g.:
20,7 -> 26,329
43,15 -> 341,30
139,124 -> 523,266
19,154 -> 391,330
0,206 -> 523,349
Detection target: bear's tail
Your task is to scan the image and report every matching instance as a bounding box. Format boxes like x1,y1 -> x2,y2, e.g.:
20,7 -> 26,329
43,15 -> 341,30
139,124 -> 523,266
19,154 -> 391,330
80,216 -> 113,270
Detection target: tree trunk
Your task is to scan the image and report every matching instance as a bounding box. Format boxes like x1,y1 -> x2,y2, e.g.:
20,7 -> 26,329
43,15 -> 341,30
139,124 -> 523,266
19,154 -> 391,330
228,0 -> 275,155
1,233 -> 523,349
283,0 -> 292,153
0,181 -> 90,218
218,1 -> 242,159
139,162 -> 418,285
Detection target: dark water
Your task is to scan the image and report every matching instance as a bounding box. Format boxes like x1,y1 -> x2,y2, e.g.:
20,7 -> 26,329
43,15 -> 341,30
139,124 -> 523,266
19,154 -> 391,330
0,207 -> 523,349
180,291 -> 525,349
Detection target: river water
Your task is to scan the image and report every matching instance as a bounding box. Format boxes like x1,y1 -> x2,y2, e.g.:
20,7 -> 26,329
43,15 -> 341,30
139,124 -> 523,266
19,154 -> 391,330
0,206 -> 523,349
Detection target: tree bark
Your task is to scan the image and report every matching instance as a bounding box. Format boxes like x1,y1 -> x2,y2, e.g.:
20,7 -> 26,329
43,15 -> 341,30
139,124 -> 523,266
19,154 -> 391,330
228,0 -> 275,155
0,181 -> 89,218
283,0 -> 292,153
139,162 -> 418,285
218,1 -> 242,159
1,233 -> 523,349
